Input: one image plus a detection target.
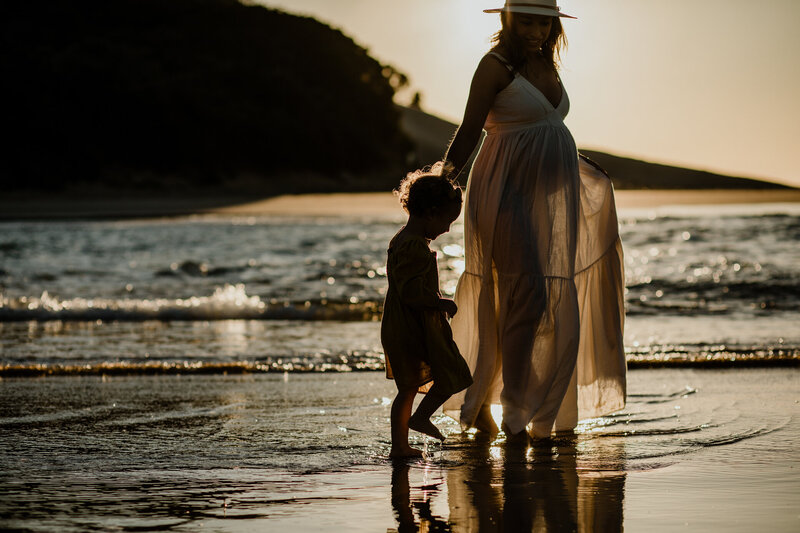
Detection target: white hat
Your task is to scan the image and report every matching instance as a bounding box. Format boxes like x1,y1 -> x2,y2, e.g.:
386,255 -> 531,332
484,1 -> 576,19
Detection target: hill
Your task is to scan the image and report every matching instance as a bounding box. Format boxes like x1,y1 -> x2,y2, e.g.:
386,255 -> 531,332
1,0 -> 411,191
577,150 -> 788,190
399,107 -> 790,190
2,0 -> 789,194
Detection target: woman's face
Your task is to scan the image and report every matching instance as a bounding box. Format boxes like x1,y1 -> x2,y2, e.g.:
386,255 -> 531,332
508,13 -> 553,54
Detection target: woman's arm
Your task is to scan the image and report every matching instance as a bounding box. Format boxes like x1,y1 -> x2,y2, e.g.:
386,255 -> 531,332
445,54 -> 513,177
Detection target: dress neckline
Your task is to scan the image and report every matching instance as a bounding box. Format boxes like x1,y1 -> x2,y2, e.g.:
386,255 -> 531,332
515,73 -> 564,110
487,51 -> 564,109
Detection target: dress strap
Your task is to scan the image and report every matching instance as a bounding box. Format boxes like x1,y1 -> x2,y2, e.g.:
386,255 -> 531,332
487,51 -> 514,73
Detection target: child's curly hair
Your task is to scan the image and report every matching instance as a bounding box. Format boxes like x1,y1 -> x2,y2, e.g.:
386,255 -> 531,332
395,161 -> 463,217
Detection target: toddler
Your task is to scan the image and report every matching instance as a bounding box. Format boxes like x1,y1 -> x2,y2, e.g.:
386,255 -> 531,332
381,162 -> 473,457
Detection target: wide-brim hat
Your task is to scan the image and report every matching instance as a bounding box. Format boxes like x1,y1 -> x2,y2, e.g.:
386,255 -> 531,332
484,1 -> 576,19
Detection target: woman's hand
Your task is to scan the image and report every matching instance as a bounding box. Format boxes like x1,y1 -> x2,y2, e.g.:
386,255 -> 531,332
438,298 -> 458,318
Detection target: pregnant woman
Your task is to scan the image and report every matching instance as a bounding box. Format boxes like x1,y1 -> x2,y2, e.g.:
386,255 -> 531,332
443,1 -> 627,439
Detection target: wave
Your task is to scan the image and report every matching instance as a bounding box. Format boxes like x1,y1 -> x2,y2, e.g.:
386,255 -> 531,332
1,347 -> 797,377
625,344 -> 799,368
0,360 -> 385,377
0,284 -> 380,322
5,281 -> 798,322
626,277 -> 800,315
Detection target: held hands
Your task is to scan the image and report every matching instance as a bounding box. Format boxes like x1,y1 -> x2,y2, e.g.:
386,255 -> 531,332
438,298 -> 458,319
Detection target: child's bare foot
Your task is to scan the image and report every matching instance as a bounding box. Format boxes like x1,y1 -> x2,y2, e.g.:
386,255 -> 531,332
408,413 -> 445,441
389,445 -> 423,458
474,404 -> 499,437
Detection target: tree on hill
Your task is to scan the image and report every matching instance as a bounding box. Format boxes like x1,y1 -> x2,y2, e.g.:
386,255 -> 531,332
1,0 -> 412,190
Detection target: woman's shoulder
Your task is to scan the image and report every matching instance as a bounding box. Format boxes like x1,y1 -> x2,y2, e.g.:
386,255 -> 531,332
474,48 -> 515,89
485,46 -> 514,70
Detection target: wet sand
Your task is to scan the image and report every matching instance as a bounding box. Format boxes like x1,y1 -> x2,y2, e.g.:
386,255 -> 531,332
2,189 -> 800,219
1,369 -> 797,531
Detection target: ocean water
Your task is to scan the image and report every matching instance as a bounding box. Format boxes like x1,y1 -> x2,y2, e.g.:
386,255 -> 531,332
0,370 -> 797,531
1,203 -> 799,374
2,202 -> 799,531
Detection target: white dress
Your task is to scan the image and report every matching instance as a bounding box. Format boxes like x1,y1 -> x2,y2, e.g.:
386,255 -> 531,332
443,54 -> 626,437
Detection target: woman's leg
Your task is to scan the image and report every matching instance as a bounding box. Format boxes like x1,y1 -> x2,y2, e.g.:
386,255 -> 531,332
474,403 -> 499,436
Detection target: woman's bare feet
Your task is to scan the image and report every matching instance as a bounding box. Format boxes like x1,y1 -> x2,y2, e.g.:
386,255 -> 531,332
408,414 -> 445,441
501,422 -> 529,447
474,404 -> 499,437
389,445 -> 423,458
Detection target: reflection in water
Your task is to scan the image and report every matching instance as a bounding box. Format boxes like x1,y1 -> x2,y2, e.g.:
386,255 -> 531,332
390,459 -> 452,532
2,371 -> 795,530
502,441 -> 579,531
392,435 -> 626,532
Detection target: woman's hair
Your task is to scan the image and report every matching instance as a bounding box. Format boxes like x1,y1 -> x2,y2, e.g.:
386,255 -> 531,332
395,161 -> 463,217
490,13 -> 567,72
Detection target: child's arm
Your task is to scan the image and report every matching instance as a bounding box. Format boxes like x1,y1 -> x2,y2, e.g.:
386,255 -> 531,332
392,244 -> 440,309
438,298 -> 457,318
395,271 -> 439,309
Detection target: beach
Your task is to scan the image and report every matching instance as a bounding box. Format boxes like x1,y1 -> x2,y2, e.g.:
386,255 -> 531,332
1,190 -> 799,531
2,188 -> 800,219
1,370 -> 798,531
5,0 -> 799,527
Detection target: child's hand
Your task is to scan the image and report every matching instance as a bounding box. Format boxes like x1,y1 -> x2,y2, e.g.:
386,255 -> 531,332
438,298 -> 458,318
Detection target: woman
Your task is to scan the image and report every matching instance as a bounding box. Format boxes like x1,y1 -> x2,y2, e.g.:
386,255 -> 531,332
442,1 -> 627,439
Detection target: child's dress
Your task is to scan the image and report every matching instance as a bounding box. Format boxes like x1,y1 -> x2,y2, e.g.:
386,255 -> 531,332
381,233 -> 473,395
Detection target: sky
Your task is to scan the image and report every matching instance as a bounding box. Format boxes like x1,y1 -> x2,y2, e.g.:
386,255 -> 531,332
260,0 -> 800,187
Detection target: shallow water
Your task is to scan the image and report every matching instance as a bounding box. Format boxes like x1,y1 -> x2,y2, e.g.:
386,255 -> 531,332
1,369 -> 797,531
1,204 -> 799,374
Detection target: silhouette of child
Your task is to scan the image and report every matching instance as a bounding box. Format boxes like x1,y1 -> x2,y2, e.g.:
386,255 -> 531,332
381,162 -> 473,457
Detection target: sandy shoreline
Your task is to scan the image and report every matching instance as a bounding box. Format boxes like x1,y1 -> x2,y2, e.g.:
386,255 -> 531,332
1,189 -> 799,220
1,370 -> 798,531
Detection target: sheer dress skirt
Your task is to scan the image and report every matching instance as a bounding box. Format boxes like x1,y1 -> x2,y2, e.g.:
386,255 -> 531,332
444,123 -> 626,437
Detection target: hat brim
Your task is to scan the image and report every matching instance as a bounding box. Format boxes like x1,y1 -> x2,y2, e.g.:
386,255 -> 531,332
483,7 -> 576,19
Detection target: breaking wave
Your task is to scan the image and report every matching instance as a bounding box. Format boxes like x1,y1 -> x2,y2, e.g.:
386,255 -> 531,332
0,284 -> 380,322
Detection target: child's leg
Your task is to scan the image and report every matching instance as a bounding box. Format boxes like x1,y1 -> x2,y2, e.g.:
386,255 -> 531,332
390,387 -> 422,457
409,384 -> 448,441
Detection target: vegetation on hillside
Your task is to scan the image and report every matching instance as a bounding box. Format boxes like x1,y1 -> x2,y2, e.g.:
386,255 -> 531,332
1,0 -> 411,191
579,150 -> 789,190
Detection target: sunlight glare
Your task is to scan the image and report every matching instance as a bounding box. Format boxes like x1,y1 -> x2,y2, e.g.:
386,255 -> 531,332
490,404 -> 503,427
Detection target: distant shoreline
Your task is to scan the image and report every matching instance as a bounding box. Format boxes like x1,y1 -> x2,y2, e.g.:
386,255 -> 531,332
2,189 -> 800,220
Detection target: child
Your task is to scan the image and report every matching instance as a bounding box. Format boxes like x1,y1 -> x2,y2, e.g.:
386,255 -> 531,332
381,162 -> 473,457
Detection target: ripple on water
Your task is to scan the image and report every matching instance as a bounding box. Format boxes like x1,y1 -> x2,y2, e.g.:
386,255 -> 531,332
0,369 -> 797,531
